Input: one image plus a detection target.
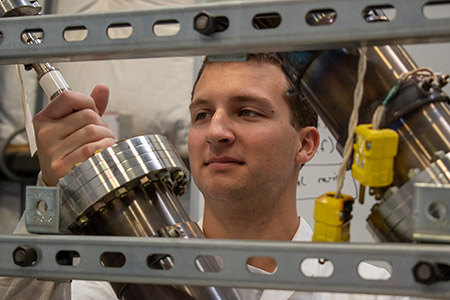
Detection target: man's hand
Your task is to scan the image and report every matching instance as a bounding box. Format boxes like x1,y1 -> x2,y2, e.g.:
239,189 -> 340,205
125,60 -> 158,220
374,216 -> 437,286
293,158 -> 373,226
34,84 -> 117,186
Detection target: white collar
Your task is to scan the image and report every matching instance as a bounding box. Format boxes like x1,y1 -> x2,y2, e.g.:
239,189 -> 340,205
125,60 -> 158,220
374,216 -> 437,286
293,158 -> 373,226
196,216 -> 313,242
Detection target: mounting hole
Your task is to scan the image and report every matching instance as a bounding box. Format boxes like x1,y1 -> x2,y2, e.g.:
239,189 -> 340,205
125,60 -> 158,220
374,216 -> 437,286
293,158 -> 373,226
195,255 -> 223,272
21,29 -> 44,44
100,252 -> 126,268
147,253 -> 174,270
363,5 -> 396,22
246,256 -> 277,274
358,260 -> 392,280
305,9 -> 337,26
300,258 -> 334,277
153,20 -> 180,36
35,200 -> 48,216
252,12 -> 282,29
423,1 -> 450,19
427,201 -> 447,221
63,26 -> 88,42
56,250 -> 81,266
107,23 -> 133,39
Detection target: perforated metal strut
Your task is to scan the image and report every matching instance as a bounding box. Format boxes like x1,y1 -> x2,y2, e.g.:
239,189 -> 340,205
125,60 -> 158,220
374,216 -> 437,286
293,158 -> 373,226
0,0 -> 450,64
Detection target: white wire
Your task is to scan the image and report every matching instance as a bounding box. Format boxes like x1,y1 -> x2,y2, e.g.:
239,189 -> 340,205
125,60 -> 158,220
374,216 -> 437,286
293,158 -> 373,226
335,47 -> 368,198
334,51 -> 438,198
372,68 -> 437,130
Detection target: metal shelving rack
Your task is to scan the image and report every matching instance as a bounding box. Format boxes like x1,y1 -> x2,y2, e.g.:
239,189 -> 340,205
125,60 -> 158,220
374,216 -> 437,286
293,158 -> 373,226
0,0 -> 449,298
0,0 -> 449,64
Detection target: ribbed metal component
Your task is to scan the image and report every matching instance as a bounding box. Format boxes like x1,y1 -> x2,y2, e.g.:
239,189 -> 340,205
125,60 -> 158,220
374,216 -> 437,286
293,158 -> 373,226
57,134 -> 188,230
56,134 -> 240,299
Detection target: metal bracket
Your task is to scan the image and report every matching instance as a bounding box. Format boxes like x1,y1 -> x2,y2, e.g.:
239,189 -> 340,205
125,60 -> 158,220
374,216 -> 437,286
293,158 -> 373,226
25,186 -> 61,234
413,183 -> 450,243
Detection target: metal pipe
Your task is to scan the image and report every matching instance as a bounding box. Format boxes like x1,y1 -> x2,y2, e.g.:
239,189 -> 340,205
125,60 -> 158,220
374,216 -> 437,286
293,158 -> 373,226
297,46 -> 450,186
279,45 -> 450,241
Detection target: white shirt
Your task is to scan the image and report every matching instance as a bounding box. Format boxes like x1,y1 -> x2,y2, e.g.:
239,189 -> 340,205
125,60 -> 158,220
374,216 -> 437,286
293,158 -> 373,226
205,217 -> 405,300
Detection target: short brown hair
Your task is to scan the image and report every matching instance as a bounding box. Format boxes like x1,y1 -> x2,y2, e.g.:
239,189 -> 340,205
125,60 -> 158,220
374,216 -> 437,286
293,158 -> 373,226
191,53 -> 318,129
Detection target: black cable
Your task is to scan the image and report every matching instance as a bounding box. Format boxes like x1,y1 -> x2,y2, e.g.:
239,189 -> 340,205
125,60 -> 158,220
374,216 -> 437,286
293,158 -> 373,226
0,127 -> 34,182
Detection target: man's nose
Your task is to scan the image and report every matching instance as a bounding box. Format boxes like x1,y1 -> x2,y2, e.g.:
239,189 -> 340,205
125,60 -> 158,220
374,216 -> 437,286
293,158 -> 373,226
205,111 -> 235,145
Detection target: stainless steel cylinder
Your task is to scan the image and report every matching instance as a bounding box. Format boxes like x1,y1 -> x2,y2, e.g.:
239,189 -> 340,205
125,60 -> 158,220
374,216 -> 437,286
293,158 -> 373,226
57,135 -> 240,300
390,101 -> 450,185
280,45 -> 450,242
299,46 -> 450,186
299,46 -> 415,152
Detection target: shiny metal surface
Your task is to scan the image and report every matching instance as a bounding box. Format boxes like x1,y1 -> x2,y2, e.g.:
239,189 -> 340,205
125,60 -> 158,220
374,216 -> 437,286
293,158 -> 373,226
300,45 -> 416,151
413,183 -> 450,243
57,135 -> 188,230
0,0 -> 40,17
392,102 -> 450,185
78,174 -> 239,299
79,187 -> 165,237
300,45 -> 450,186
57,134 -> 240,299
299,45 -> 450,242
367,152 -> 450,242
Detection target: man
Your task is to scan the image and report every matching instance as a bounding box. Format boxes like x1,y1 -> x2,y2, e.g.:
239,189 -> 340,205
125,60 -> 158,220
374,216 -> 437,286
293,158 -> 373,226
187,54 -> 319,273
4,54 -> 398,299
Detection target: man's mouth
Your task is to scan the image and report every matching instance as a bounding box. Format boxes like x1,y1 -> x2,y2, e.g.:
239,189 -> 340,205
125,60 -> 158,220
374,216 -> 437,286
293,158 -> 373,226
205,156 -> 244,166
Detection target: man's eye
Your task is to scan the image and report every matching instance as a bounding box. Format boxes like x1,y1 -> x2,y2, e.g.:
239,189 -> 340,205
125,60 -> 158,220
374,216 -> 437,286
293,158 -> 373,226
238,109 -> 258,117
194,112 -> 208,121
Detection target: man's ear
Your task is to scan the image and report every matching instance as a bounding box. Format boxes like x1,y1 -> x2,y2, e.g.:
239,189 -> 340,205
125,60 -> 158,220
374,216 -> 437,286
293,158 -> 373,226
295,126 -> 320,165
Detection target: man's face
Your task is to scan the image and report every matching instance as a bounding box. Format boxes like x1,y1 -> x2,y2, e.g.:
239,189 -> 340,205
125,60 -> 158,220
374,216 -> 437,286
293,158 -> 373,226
188,60 -> 303,204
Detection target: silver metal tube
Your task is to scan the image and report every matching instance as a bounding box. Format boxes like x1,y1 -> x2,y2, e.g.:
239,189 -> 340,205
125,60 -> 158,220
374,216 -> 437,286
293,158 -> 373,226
22,32 -> 71,99
299,46 -> 450,186
279,45 -> 450,242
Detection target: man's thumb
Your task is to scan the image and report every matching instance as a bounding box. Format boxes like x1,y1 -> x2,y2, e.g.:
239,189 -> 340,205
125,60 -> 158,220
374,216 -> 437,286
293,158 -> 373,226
90,84 -> 110,116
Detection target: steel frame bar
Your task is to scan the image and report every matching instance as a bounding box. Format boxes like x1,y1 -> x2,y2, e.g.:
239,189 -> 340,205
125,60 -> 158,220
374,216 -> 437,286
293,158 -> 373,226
0,0 -> 449,64
0,234 -> 449,298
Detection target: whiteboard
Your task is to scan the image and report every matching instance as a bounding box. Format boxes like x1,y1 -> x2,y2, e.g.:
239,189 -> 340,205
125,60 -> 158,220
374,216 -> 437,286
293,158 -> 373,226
296,119 -> 359,201
295,119 -> 379,242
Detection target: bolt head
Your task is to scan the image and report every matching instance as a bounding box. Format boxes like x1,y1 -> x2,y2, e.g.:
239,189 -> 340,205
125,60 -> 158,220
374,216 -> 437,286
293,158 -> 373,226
195,14 -> 210,30
413,261 -> 439,285
193,11 -> 215,35
13,246 -> 37,267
